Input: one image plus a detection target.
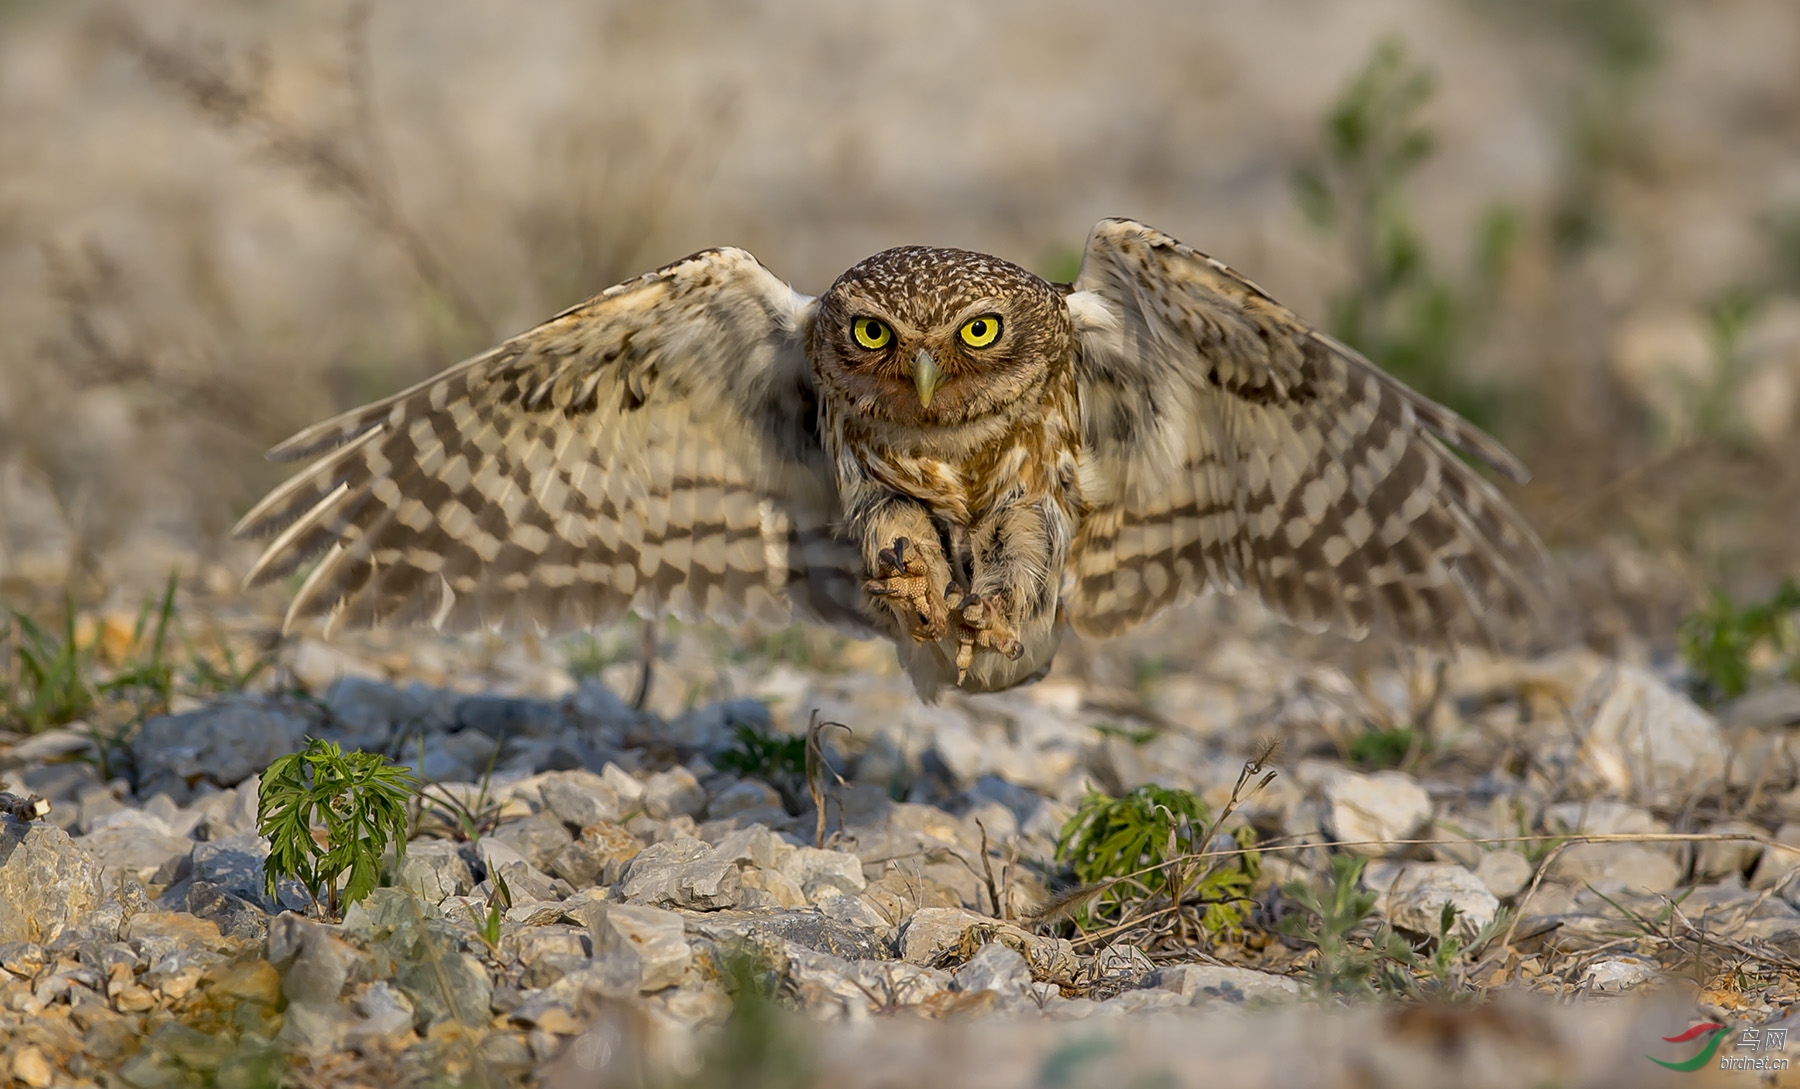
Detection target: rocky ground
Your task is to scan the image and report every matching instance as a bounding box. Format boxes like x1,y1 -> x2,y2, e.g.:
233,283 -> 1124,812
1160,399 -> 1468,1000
3,573 -> 1800,1088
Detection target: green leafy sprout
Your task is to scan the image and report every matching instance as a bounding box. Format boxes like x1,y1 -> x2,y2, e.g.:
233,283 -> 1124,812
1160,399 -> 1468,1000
258,738 -> 417,917
1680,578 -> 1800,704
1277,854 -> 1510,999
1055,784 -> 1260,936
716,723 -> 809,783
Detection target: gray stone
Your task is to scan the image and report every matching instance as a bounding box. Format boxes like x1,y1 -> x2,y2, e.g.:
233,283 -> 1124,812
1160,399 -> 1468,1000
134,697 -> 314,797
269,913 -> 365,1008
949,941 -> 1030,998
669,698 -> 772,750
643,767 -> 707,820
710,824 -> 795,870
0,816 -> 100,943
686,910 -> 889,962
491,813 -> 575,871
1582,955 -> 1659,991
618,837 -> 742,910
393,840 -> 475,904
192,831 -> 275,904
345,981 -> 416,1046
321,676 -> 415,750
73,817 -> 192,886
1753,822 -> 1800,891
1695,820 -> 1766,881
1323,770 -> 1432,855
708,779 -> 784,820
776,846 -> 867,899
811,887 -> 891,930
600,763 -> 647,807
1551,843 -> 1683,894
1366,861 -> 1500,938
1474,850 -> 1534,899
2,728 -> 97,767
1147,964 -> 1304,1004
538,770 -> 624,828
567,679 -> 640,733
590,903 -> 691,992
458,696 -> 563,738
505,924 -> 589,973
786,947 -> 951,1016
482,840 -> 569,904
183,881 -> 268,943
897,907 -> 993,964
550,822 -> 643,889
194,781 -> 260,842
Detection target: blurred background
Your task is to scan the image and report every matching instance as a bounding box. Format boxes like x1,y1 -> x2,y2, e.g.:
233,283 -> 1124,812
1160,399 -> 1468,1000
1,0 -> 1797,655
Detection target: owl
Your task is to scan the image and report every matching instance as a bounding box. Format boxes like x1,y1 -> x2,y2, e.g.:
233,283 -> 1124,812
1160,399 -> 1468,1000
235,218 -> 1552,700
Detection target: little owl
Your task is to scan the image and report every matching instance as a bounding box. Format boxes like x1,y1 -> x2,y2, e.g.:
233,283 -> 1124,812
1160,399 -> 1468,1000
237,219 -> 1551,699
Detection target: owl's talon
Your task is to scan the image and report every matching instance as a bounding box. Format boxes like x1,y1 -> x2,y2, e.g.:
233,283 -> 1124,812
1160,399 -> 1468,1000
864,536 -> 950,642
951,591 -> 1024,682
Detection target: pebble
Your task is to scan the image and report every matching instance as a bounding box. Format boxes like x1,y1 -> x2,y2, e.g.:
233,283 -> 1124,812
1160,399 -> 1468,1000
0,817 -> 101,943
1323,770 -> 1433,855
617,837 -> 742,910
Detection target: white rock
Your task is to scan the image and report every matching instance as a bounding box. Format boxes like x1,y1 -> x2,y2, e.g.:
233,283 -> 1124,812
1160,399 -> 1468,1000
949,941 -> 1030,998
776,846 -> 867,898
617,837 -> 741,910
1323,770 -> 1432,855
1695,820 -> 1767,881
1148,964 -> 1303,1004
537,771 -> 624,828
1474,850 -> 1534,899
643,767 -> 706,820
1582,956 -> 1659,991
1366,861 -> 1499,939
590,903 -> 691,992
1576,665 -> 1726,807
1752,822 -> 1800,891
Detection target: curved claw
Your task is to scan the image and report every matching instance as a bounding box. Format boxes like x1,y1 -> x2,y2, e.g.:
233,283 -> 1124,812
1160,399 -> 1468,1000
952,591 -> 1024,683
864,536 -> 949,642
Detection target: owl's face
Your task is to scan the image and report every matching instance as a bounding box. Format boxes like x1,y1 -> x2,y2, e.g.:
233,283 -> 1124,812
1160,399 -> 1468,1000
811,246 -> 1071,431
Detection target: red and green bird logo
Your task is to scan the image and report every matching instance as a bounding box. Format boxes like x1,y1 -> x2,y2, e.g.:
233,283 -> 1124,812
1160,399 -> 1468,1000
1649,1023 -> 1727,1072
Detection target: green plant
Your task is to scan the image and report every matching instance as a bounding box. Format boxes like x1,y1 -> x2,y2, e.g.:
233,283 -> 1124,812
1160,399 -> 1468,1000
1055,784 -> 1259,935
1347,726 -> 1419,770
258,738 -> 417,917
1277,855 -> 1509,999
1680,579 -> 1800,703
465,868 -> 512,954
716,723 -> 808,783
1,574 -> 270,746
1,600 -> 96,732
1292,38 -> 1518,431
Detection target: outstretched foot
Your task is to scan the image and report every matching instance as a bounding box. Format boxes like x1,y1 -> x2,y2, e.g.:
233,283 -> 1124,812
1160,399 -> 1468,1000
952,591 -> 1025,683
864,537 -> 949,642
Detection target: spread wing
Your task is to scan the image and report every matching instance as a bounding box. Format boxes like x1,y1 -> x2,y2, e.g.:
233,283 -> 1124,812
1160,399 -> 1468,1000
235,248 -> 871,637
1063,218 -> 1553,647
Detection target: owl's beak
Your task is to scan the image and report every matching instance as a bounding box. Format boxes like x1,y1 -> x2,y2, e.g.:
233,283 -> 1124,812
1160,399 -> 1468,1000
912,349 -> 945,408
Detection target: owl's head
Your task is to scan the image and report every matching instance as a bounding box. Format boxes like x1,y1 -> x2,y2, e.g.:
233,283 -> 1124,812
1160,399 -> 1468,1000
811,246 -> 1071,430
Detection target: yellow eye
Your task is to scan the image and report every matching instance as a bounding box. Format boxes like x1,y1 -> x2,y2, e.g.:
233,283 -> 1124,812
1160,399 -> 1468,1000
959,314 -> 1002,348
852,317 -> 893,350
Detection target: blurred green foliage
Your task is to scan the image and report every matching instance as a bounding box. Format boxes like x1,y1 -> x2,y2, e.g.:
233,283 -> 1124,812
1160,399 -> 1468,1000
1680,579 -> 1800,704
716,723 -> 809,783
1278,854 -> 1506,999
1056,784 -> 1259,935
1347,726 -> 1419,771
1292,39 -> 1519,431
